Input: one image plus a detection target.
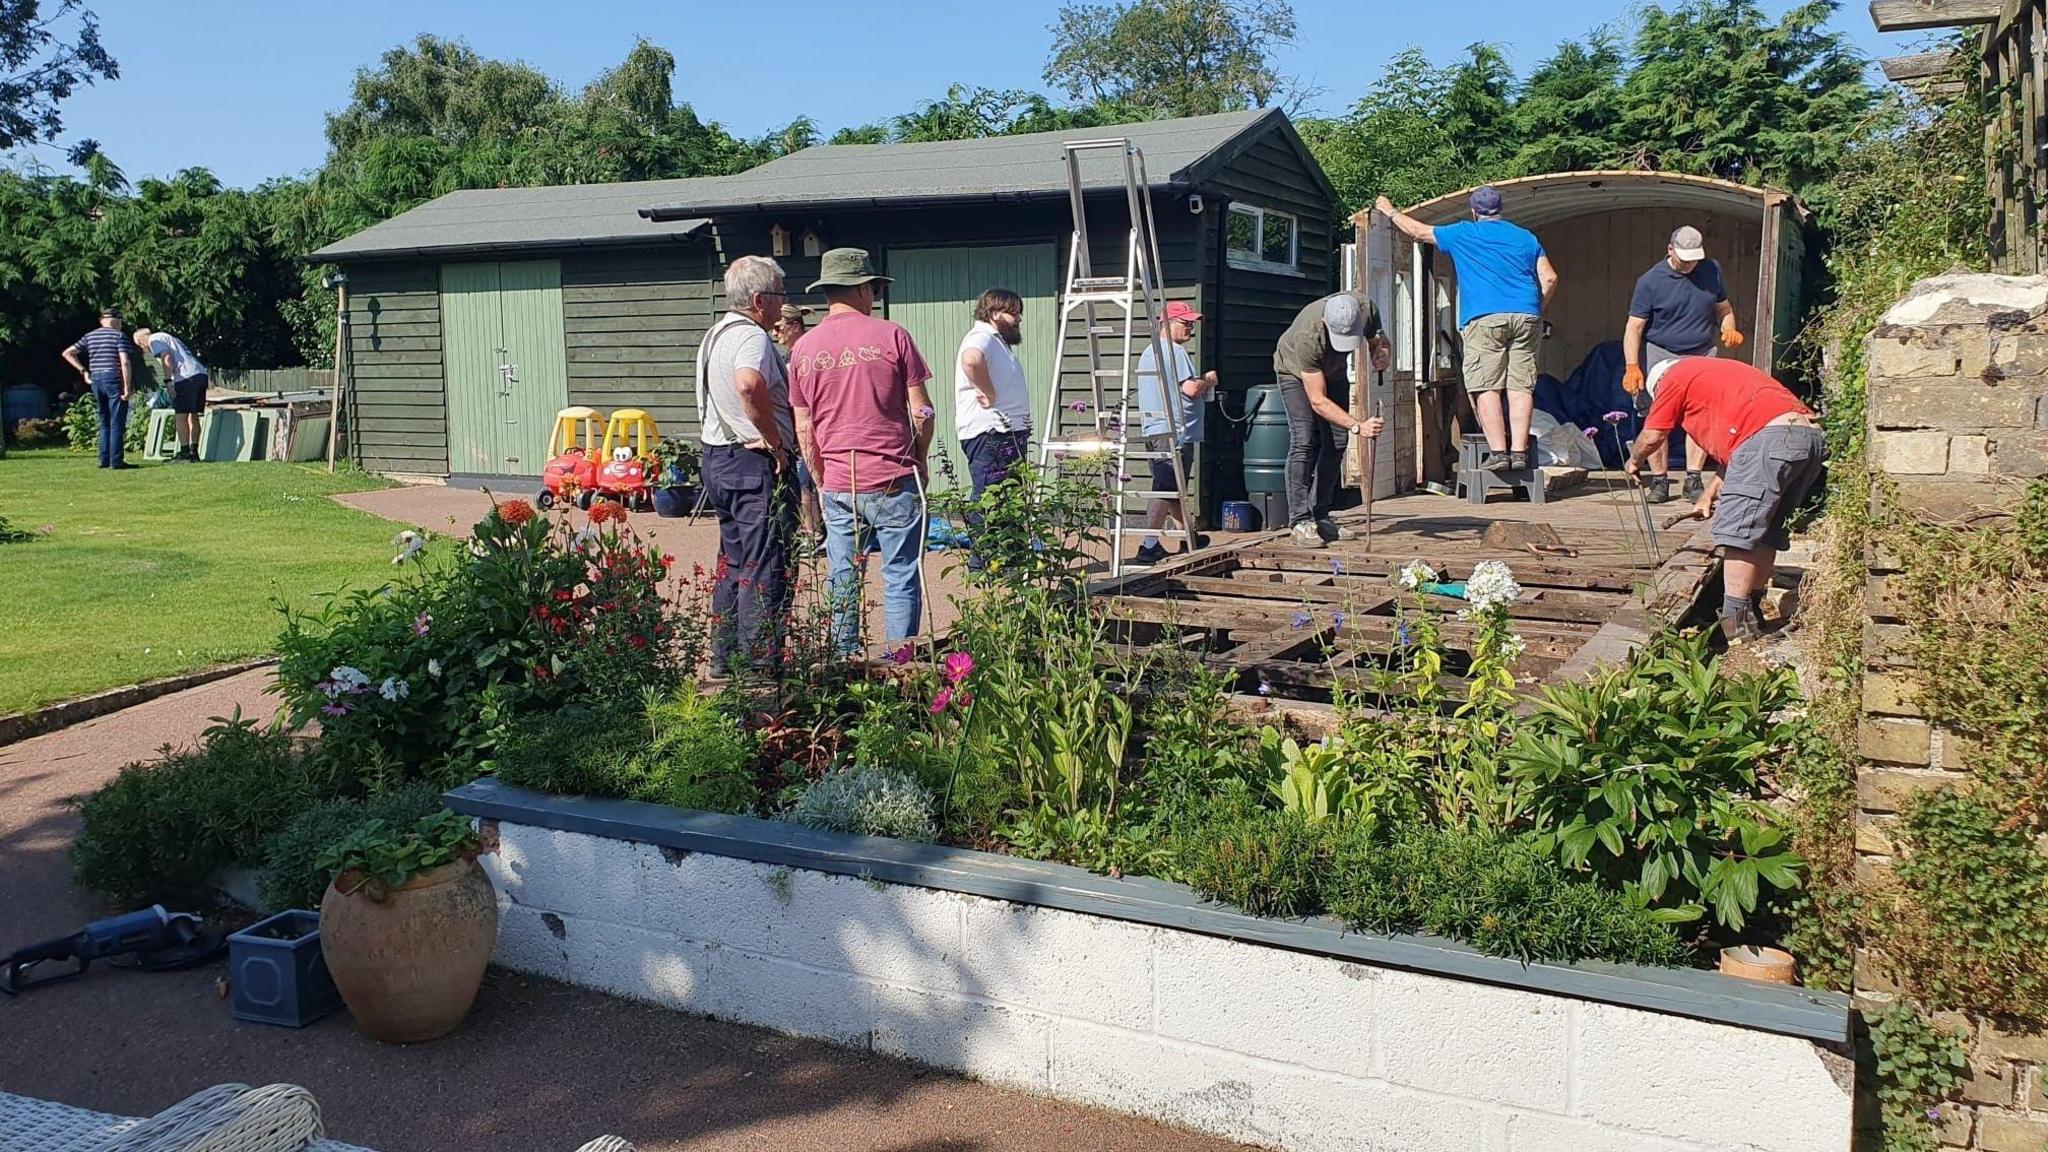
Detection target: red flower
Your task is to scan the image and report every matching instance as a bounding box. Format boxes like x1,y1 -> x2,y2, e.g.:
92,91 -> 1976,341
530,663 -> 551,680
629,635 -> 648,649
554,589 -> 574,602
659,555 -> 675,570
498,499 -> 536,526
590,501 -> 627,525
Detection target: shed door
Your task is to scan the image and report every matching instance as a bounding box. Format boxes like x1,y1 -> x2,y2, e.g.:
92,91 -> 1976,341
442,259 -> 568,476
888,244 -> 1058,490
1342,232 -> 1400,498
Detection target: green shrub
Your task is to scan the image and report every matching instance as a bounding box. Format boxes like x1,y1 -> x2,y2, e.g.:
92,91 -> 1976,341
787,765 -> 937,841
1503,629 -> 1804,930
60,392 -> 149,455
319,809 -> 480,897
1869,1004 -> 1970,1152
1177,809 -> 1335,919
495,688 -> 757,814
259,785 -> 442,910
73,712 -> 338,904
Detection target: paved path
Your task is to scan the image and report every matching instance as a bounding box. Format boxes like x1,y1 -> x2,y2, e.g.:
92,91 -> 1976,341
0,673 -> 1246,1152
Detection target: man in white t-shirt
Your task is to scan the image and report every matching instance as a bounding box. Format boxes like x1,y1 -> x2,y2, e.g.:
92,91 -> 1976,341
696,254 -> 797,671
1134,301 -> 1215,565
133,326 -> 208,463
955,287 -> 1033,498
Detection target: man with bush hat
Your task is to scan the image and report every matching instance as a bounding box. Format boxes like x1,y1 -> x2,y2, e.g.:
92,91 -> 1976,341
1626,357 -> 1824,643
61,307 -> 135,470
789,248 -> 935,654
1621,225 -> 1744,504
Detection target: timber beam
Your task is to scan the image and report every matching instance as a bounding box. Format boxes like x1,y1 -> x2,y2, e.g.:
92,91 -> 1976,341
1869,0 -> 1999,32
1880,50 -> 1959,81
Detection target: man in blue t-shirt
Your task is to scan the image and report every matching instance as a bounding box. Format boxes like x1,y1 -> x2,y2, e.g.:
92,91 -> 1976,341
1378,187 -> 1558,473
1621,225 -> 1745,503
61,307 -> 136,470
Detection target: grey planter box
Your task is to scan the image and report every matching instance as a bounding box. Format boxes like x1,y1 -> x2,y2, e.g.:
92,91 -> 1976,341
227,909 -> 340,1027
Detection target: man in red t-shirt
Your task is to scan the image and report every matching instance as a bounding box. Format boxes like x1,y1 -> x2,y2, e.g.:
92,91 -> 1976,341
1626,357 -> 1826,642
789,248 -> 936,654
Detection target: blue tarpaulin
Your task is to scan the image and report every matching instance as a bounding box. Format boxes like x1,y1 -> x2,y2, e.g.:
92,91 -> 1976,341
1532,340 -> 1685,469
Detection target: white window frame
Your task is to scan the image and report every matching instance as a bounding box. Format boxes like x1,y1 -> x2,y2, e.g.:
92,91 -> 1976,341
1224,204 -> 1301,275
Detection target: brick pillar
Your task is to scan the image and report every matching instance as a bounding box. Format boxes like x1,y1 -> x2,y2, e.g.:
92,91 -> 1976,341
1859,273 -> 2048,1150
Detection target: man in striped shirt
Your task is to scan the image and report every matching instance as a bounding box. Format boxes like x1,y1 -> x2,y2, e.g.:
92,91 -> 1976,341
62,308 -> 136,469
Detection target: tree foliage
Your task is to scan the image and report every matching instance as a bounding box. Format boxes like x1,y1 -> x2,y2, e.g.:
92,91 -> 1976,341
0,0 -> 115,151
1044,0 -> 1295,117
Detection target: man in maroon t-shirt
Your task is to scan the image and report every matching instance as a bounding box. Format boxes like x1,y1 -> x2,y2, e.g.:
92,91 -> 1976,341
1626,357 -> 1826,642
789,248 -> 936,654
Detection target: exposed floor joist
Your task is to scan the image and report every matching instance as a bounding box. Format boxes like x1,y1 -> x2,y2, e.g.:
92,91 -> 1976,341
1869,0 -> 2000,32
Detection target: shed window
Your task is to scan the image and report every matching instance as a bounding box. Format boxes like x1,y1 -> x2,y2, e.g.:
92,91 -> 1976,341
1392,270 -> 1416,372
1225,205 -> 1299,274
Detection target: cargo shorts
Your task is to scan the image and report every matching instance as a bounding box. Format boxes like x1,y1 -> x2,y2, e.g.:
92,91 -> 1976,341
1461,313 -> 1540,394
1714,423 -> 1826,551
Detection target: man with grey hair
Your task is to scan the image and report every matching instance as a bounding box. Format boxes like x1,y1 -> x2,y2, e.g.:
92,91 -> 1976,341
1621,225 -> 1744,503
697,254 -> 797,671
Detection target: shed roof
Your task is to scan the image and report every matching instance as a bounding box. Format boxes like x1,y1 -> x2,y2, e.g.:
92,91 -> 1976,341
1356,171 -> 1803,232
638,107 -> 1306,219
309,180 -> 709,262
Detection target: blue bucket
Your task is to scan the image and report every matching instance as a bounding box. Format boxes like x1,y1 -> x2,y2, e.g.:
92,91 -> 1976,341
1220,500 -> 1259,533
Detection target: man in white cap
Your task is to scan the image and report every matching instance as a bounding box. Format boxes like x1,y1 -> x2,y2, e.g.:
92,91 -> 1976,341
1378,186 -> 1558,474
1621,225 -> 1744,503
1272,292 -> 1391,549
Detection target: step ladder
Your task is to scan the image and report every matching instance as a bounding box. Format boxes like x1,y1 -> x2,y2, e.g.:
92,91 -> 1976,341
1036,138 -> 1195,578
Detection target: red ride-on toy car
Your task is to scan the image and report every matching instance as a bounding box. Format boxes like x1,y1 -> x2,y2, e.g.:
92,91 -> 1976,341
536,407 -> 604,511
592,446 -> 655,512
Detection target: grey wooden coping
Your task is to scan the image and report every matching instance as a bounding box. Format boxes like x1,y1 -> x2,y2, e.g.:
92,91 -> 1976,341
446,778 -> 1851,1045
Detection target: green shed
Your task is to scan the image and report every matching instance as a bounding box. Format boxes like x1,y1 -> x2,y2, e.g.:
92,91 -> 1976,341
312,108 -> 1342,510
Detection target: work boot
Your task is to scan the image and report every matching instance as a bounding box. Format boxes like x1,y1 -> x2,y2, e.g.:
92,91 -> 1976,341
1508,451 -> 1530,472
1681,470 -> 1704,503
1480,451 -> 1515,473
1315,517 -> 1349,542
1134,542 -> 1169,566
1178,531 -> 1211,553
1718,610 -> 1762,645
1643,476 -> 1672,504
1289,521 -> 1328,549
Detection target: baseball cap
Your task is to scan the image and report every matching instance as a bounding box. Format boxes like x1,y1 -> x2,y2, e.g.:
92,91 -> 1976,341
1470,186 -> 1504,217
1670,226 -> 1707,262
1162,300 -> 1203,324
1323,294 -> 1367,353
100,306 -> 122,321
1646,357 -> 1680,397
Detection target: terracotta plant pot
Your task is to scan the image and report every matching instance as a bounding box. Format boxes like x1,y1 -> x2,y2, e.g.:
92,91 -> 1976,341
319,858 -> 498,1043
1719,945 -> 1797,985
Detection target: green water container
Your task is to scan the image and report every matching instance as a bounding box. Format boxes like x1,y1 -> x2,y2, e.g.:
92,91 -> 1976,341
1240,381 -> 1292,529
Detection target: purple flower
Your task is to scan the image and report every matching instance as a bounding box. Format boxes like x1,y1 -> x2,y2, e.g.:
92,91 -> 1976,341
915,405 -> 936,420
1396,622 -> 1413,647
943,651 -> 975,684
1602,410 -> 1630,424
1256,679 -> 1272,696
1290,610 -> 1311,630
320,703 -> 351,718
1331,611 -> 1346,628
1330,558 -> 1343,576
1925,1108 -> 1942,1122
1583,426 -> 1600,440
889,643 -> 916,666
1068,400 -> 1089,413
413,611 -> 432,637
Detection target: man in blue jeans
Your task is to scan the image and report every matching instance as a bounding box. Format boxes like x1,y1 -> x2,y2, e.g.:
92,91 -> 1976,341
62,308 -> 135,469
790,249 -> 936,654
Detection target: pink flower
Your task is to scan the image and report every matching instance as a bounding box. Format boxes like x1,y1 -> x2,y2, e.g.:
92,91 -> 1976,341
943,651 -> 975,684
320,703 -> 350,718
955,690 -> 973,709
930,687 -> 953,714
413,611 -> 432,637
889,643 -> 916,666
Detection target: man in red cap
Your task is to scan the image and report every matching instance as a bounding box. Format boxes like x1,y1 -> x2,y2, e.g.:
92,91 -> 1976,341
1625,357 -> 1825,642
1134,300 -> 1216,564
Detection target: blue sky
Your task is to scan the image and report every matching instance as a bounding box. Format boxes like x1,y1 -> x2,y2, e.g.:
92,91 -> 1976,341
14,0 -> 1931,187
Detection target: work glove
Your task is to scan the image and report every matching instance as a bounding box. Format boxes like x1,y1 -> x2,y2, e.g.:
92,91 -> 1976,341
1722,326 -> 1745,349
1622,364 -> 1645,395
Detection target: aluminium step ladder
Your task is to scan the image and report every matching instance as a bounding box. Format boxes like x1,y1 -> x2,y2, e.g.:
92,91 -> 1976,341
1035,138 -> 1195,578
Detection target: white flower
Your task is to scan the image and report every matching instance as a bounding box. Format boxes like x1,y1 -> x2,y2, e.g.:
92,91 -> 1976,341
1499,632 -> 1527,663
378,676 -> 410,702
571,524 -> 600,552
1464,560 -> 1522,613
1396,560 -> 1437,590
329,665 -> 369,691
391,530 -> 426,565
427,659 -> 442,678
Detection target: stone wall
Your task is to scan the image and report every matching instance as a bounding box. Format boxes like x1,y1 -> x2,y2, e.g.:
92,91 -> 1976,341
473,813 -> 1854,1152
1858,272 -> 2048,1151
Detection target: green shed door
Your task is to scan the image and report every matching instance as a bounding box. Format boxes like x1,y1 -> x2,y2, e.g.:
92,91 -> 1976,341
441,259 -> 567,476
888,244 -> 1057,489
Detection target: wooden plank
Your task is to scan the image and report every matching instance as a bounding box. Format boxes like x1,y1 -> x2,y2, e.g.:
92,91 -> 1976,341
1869,0 -> 1999,30
1232,549 -> 1652,593
1101,596 -> 1590,658
1165,574 -> 1625,626
1881,50 -> 1958,80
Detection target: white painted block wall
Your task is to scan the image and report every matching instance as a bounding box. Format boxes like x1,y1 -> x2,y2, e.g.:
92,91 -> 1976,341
482,821 -> 1854,1152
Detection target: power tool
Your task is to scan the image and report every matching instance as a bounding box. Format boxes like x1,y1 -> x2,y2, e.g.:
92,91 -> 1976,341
0,906 -> 217,996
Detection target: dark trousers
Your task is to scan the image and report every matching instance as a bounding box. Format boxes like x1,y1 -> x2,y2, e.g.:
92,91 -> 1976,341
703,445 -> 796,671
1278,375 -> 1341,526
962,430 -> 1030,498
94,385 -> 128,468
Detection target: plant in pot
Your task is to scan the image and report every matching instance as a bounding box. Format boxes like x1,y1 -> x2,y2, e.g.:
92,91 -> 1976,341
647,436 -> 702,519
315,810 -> 497,1044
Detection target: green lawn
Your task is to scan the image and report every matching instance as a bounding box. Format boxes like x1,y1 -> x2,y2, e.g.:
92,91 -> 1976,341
0,449 -> 409,716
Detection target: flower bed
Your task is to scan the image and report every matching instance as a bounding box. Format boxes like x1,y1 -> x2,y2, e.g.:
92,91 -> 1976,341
448,777 -> 1854,1152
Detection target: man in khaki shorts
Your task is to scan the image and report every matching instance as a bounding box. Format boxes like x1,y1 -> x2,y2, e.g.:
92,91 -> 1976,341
1379,187 -> 1558,471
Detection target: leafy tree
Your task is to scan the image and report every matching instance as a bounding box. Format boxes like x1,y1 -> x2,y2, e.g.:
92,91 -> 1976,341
323,35 -> 560,157
893,84 -> 1041,143
0,0 -> 115,150
1300,49 -> 1473,216
1509,34 -> 1624,174
1044,0 -> 1295,117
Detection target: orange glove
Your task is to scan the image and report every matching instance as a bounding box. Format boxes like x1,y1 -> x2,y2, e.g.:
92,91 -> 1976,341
1622,364 -> 1645,395
1722,327 -> 1745,349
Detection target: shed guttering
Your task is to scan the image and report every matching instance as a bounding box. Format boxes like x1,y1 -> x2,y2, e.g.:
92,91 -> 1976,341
1358,171 -> 1799,231
305,231 -> 706,265
639,184 -> 1191,222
